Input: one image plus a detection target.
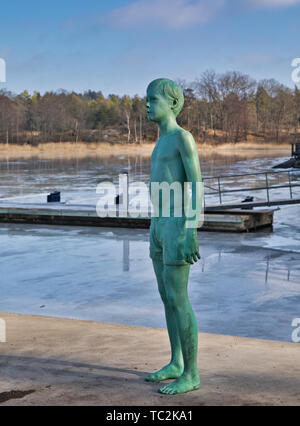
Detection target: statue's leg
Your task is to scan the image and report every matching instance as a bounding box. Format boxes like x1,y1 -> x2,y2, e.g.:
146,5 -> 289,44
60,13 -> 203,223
145,259 -> 184,382
158,265 -> 200,395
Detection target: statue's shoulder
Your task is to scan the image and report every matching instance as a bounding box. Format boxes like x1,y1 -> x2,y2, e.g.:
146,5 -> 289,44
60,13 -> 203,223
174,128 -> 196,152
172,127 -> 193,141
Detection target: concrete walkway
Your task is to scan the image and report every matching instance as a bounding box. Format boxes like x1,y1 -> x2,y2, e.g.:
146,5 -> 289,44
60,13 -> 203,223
0,312 -> 299,406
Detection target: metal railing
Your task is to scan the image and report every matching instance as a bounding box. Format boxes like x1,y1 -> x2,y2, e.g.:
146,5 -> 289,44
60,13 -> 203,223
203,170 -> 300,210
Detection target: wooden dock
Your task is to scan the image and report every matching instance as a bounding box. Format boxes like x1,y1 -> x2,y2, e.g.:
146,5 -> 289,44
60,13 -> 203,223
0,203 -> 274,232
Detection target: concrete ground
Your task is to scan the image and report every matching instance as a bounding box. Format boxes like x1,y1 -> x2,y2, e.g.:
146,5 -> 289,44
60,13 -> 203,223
0,312 -> 299,406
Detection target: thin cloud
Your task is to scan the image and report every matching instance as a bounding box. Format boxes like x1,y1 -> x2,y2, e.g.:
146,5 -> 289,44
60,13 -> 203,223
0,47 -> 13,57
229,52 -> 286,68
250,0 -> 300,7
109,0 -> 225,29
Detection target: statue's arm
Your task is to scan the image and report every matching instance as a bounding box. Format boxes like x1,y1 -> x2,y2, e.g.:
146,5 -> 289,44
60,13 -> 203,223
178,131 -> 202,222
178,131 -> 202,263
179,132 -> 202,181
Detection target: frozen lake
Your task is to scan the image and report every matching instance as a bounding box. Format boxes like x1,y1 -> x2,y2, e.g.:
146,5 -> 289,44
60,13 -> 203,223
0,150 -> 300,342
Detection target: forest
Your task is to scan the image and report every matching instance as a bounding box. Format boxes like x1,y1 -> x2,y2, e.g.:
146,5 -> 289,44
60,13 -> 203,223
0,70 -> 300,146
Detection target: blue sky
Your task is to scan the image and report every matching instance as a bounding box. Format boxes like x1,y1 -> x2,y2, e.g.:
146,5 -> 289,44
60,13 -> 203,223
0,0 -> 299,96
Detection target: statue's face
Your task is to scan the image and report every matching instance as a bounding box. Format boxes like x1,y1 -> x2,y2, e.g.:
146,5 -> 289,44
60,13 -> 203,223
146,87 -> 172,123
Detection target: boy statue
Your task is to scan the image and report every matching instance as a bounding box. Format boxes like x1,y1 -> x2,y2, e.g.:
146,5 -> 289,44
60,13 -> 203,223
145,78 -> 202,395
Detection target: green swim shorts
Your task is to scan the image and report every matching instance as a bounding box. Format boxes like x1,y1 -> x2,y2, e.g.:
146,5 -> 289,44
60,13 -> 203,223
149,217 -> 190,266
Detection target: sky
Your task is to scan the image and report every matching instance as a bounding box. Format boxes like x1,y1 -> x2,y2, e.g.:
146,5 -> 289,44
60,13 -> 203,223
0,0 -> 300,96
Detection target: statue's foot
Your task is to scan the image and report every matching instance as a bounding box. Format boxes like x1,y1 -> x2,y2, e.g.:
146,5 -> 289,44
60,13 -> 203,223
145,363 -> 184,382
158,373 -> 200,395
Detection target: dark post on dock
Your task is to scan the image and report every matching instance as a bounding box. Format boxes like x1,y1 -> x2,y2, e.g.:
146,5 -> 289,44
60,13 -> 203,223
291,142 -> 300,159
273,137 -> 300,169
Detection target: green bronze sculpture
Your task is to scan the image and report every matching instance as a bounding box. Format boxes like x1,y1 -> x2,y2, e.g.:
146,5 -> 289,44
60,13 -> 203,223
145,78 -> 202,395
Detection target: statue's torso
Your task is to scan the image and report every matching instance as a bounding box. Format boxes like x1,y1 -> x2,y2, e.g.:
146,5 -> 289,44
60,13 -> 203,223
150,130 -> 189,217
150,131 -> 186,184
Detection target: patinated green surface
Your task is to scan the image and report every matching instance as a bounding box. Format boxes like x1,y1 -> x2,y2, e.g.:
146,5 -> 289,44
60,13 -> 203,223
145,79 -> 202,394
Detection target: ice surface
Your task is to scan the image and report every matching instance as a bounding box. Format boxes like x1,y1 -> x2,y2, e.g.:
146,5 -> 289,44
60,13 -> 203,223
0,152 -> 299,342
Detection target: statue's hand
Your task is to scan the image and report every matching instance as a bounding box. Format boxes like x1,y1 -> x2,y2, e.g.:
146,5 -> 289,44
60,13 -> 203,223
184,231 -> 200,264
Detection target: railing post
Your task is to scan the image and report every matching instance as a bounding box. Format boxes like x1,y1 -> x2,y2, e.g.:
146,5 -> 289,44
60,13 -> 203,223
265,173 -> 270,204
288,171 -> 293,199
217,177 -> 222,204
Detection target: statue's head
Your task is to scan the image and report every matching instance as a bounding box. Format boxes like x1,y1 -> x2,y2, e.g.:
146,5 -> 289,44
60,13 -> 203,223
146,78 -> 184,123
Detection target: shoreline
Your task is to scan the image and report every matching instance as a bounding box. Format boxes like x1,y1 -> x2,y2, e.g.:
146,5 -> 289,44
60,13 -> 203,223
0,141 -> 291,159
0,311 -> 299,406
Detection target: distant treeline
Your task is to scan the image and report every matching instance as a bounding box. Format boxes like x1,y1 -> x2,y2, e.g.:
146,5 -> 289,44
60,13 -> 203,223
1,70 -> 300,145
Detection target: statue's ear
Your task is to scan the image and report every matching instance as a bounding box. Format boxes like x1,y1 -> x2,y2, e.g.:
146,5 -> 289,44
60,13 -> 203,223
171,99 -> 177,110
